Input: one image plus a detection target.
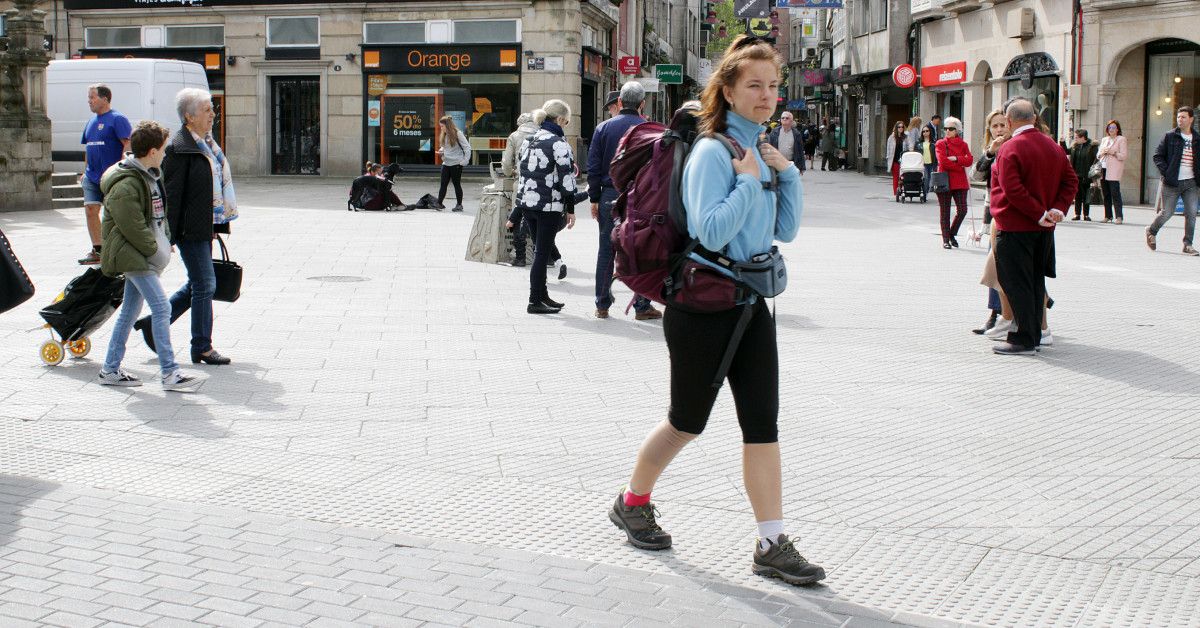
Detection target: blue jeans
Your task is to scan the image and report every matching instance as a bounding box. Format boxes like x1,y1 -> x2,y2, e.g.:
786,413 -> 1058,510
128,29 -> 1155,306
104,273 -> 179,375
923,164 -> 935,196
169,239 -> 216,353
595,186 -> 650,312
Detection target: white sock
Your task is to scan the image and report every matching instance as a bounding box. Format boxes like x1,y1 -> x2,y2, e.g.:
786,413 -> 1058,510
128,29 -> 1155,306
757,520 -> 785,550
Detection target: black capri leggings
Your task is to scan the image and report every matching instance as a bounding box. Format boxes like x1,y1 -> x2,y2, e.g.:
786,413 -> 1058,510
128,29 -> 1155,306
438,164 -> 464,205
664,299 -> 779,444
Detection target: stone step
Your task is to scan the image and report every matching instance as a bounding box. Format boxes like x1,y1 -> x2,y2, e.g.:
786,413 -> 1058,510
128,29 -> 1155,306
52,184 -> 83,199
52,196 -> 84,210
52,172 -> 81,186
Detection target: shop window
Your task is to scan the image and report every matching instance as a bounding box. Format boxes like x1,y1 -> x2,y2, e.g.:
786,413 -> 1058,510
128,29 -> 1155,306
0,15 -> 6,37
364,22 -> 424,44
165,25 -> 224,48
870,0 -> 887,32
366,72 -> 519,167
1006,76 -> 1058,138
85,26 -> 141,49
267,16 -> 319,48
453,20 -> 519,44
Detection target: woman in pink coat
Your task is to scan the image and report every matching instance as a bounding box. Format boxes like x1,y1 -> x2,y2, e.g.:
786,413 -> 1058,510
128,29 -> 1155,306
1097,119 -> 1127,223
934,116 -> 974,249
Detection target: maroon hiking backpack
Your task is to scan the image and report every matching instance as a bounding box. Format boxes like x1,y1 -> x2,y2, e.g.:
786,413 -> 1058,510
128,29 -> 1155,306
609,108 -> 777,312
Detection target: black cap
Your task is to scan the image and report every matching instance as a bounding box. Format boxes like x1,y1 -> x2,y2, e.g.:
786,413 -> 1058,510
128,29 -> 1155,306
604,91 -> 620,108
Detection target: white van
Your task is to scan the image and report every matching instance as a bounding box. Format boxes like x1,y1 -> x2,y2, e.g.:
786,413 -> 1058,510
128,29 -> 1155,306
47,58 -> 209,168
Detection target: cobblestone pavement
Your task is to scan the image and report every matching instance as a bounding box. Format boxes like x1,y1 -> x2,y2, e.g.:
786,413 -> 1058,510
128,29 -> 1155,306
2,169 -> 1199,627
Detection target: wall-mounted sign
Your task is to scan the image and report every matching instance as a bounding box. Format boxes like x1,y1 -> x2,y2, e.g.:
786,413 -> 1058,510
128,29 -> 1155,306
367,100 -> 381,127
619,56 -> 640,75
921,61 -> 967,87
545,56 -> 564,72
362,45 -> 520,74
655,64 -> 683,84
367,75 -> 388,96
528,57 -> 545,71
798,69 -> 830,87
892,64 -> 917,89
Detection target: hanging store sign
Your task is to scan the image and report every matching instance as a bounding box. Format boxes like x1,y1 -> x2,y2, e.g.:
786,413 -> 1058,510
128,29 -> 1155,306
655,64 -> 683,84
921,61 -> 967,87
735,0 -> 769,19
892,64 -> 917,89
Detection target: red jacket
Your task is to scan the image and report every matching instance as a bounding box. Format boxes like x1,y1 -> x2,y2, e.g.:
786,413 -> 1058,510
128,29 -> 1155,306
989,128 -> 1078,232
935,136 -> 974,190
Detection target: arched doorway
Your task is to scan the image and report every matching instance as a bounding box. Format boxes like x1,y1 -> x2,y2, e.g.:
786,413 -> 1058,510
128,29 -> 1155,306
1002,53 -> 1060,139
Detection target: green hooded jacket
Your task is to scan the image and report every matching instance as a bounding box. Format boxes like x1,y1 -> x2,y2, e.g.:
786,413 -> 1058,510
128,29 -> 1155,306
99,158 -> 168,277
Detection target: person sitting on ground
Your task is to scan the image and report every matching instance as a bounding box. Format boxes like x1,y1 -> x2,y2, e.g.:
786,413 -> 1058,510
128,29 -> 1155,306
350,162 -> 406,211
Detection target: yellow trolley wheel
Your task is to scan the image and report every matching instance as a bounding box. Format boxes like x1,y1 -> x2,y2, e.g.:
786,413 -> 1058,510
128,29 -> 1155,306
40,340 -> 65,366
68,337 -> 92,359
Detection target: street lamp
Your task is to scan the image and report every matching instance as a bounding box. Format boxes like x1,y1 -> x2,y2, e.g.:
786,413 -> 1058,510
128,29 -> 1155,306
705,9 -> 717,24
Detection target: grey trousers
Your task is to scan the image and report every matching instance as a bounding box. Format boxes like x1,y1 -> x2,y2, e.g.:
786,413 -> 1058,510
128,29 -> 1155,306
1150,179 -> 1198,246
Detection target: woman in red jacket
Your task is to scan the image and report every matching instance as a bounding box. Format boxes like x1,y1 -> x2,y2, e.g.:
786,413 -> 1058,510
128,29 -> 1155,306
935,116 -> 974,249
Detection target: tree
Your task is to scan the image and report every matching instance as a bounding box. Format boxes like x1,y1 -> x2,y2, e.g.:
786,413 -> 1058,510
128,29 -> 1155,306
705,0 -> 746,63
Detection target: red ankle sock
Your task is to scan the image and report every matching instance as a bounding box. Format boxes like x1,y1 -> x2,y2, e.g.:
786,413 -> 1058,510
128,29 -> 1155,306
623,489 -> 651,507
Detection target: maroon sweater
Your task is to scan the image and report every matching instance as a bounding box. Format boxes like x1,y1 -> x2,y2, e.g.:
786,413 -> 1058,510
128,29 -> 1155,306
989,127 -> 1077,232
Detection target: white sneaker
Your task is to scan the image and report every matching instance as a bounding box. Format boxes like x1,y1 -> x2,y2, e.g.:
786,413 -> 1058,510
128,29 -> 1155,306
162,369 -> 205,392
97,368 -> 142,387
985,317 -> 1015,340
1041,330 -> 1053,346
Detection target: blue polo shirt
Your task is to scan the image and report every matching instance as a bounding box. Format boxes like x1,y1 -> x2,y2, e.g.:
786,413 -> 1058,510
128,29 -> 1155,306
81,110 -> 133,183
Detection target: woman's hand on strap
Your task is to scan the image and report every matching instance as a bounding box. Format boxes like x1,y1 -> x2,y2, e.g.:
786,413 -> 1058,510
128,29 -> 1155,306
732,148 -> 761,179
758,143 -> 792,172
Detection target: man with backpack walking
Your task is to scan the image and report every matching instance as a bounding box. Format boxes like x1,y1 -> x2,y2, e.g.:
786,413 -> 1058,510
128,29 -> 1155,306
587,81 -> 662,320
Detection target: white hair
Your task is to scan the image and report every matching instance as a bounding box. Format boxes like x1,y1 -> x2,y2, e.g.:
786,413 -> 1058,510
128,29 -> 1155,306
175,88 -> 213,125
619,81 -> 645,108
943,116 -> 963,131
532,99 -> 571,126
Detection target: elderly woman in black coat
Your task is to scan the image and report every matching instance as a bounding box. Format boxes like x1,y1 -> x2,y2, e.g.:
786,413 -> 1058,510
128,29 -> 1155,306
134,87 -> 234,365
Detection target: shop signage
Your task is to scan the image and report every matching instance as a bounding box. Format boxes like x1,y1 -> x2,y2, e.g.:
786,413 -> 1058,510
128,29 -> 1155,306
655,64 -> 683,84
619,56 -> 640,75
892,64 -> 917,89
583,52 -> 606,79
735,0 -> 769,19
798,69 -> 830,87
367,100 -> 381,127
776,0 -> 843,7
786,99 -> 806,110
921,61 -> 966,87
367,75 -> 387,96
67,0 -> 377,7
363,45 -> 520,74
527,57 -> 545,71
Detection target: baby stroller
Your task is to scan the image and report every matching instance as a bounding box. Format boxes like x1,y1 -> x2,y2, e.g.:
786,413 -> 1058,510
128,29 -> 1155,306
897,151 -> 927,203
36,267 -> 125,365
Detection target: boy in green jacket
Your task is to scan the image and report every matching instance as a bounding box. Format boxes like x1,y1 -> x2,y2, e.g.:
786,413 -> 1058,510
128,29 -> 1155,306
97,120 -> 205,392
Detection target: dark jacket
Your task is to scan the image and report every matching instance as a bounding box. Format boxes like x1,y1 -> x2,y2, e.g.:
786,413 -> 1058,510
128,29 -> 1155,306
925,121 -> 941,142
767,126 -> 807,171
1153,127 -> 1200,188
162,129 -> 216,244
349,174 -> 393,210
1068,140 -> 1098,180
586,108 -> 645,200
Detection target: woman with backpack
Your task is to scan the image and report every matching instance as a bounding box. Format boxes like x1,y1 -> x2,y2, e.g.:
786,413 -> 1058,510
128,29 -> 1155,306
435,116 -> 471,212
515,99 -> 578,314
607,34 -> 825,586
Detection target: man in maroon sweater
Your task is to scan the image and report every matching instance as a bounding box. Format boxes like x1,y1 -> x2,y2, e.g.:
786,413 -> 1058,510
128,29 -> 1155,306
989,98 -> 1077,355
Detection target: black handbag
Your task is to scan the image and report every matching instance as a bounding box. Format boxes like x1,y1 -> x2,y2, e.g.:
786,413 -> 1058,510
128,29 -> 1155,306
1,228 -> 35,315
212,235 -> 242,303
929,171 -> 951,194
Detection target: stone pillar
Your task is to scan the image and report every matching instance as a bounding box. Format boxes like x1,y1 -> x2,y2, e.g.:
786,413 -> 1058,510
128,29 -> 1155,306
520,0 -> 583,150
0,0 -> 53,213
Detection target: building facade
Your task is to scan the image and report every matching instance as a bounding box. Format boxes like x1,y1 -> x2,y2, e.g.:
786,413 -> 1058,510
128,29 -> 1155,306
914,0 -> 1072,158
6,0 -> 656,178
1075,0 -> 1200,204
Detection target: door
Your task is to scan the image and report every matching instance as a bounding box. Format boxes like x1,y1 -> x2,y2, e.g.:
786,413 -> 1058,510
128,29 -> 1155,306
271,76 -> 320,175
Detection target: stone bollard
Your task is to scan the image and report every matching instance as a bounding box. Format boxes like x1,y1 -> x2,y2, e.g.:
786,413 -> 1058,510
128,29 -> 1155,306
465,163 -> 528,265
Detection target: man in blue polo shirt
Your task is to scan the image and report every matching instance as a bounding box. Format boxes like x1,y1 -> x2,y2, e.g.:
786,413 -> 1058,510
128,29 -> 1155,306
79,84 -> 132,265
587,81 -> 661,320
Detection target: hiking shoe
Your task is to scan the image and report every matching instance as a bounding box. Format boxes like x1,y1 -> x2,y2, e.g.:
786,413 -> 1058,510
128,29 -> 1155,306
451,204 -> 463,212
752,535 -> 825,585
78,250 -> 101,265
634,307 -> 663,321
595,308 -> 610,319
1184,245 -> 1199,256
162,370 -> 205,392
1146,229 -> 1157,251
557,262 -> 568,280
97,368 -> 142,387
609,492 -> 672,550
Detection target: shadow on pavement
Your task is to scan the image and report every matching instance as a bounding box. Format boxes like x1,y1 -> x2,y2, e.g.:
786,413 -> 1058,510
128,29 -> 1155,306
1045,342 -> 1200,394
0,474 -> 60,565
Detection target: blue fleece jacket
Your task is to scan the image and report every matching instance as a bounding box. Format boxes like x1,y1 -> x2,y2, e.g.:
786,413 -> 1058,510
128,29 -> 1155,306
681,110 -> 802,266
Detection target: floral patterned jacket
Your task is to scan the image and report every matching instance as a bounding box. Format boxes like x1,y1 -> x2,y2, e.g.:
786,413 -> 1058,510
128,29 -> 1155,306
516,121 -> 578,214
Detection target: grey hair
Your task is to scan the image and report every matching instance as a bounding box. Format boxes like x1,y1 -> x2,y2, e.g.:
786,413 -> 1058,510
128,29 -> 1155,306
175,88 -> 213,125
516,112 -> 534,126
532,99 -> 571,125
1005,97 -> 1036,123
943,116 -> 962,131
619,81 -> 645,108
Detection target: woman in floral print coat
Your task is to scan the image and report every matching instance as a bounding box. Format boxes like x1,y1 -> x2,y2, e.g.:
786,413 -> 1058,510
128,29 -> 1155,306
516,99 -> 578,314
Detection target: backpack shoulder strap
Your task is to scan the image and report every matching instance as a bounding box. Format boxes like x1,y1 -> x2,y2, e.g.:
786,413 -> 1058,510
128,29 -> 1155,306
704,132 -> 782,210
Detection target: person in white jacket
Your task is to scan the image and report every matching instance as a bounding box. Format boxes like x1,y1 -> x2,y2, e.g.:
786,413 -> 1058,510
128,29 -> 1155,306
435,116 -> 472,211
